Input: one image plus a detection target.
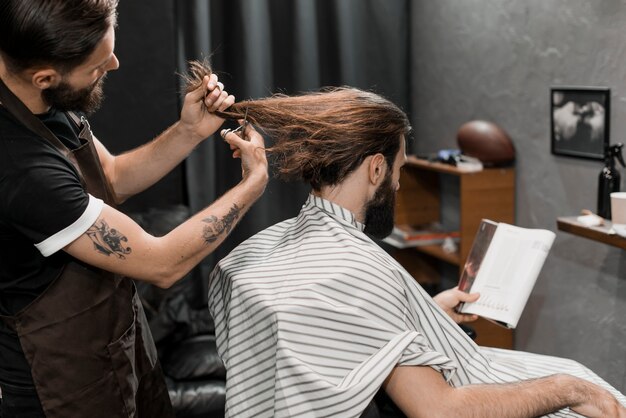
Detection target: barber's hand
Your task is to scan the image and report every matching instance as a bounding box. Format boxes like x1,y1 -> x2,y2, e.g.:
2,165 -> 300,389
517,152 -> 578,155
220,122 -> 269,191
568,375 -> 626,418
180,74 -> 235,143
433,287 -> 480,324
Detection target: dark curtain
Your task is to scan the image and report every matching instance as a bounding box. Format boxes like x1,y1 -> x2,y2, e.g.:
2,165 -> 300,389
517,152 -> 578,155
90,0 -> 181,213
176,0 -> 411,302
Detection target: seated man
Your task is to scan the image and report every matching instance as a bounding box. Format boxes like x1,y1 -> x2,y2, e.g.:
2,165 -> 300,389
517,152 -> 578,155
207,86 -> 626,418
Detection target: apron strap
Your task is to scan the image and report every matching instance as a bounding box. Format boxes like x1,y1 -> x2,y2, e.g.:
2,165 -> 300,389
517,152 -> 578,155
0,77 -> 71,157
66,110 -> 82,129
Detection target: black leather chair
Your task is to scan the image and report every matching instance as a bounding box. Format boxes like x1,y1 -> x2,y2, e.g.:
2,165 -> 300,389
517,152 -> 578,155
160,308 -> 226,417
130,205 -> 227,417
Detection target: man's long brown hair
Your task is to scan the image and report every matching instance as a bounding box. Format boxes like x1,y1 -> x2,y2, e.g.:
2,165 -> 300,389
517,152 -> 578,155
184,61 -> 411,190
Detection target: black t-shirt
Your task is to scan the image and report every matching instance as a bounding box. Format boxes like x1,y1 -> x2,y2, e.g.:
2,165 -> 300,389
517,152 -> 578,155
0,106 -> 95,388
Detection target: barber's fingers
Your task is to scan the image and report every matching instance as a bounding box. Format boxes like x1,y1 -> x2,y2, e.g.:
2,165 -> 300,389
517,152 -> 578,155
220,124 -> 265,158
204,80 -> 223,102
220,129 -> 241,158
220,128 -> 248,156
220,124 -> 263,147
207,90 -> 235,113
201,74 -> 234,112
221,124 -> 267,182
209,74 -> 219,89
217,94 -> 235,112
242,123 -> 264,148
204,78 -> 226,109
206,90 -> 227,112
186,74 -> 217,104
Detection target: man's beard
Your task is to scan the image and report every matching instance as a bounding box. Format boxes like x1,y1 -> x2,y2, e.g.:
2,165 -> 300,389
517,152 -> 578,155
363,172 -> 396,239
42,75 -> 106,115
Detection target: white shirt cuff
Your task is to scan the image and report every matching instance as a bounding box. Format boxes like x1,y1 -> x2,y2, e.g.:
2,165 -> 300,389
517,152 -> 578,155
35,194 -> 104,257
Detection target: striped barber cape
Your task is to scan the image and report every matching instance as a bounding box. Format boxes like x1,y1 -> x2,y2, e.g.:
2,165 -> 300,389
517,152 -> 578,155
209,194 -> 625,417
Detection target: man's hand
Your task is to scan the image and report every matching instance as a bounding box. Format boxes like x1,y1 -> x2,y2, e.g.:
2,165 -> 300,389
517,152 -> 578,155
221,123 -> 269,194
433,286 -> 480,324
385,367 -> 626,418
567,375 -> 626,418
180,73 -> 235,143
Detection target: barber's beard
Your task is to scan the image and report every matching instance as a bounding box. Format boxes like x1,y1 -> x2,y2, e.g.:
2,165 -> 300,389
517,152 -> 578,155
41,75 -> 106,115
363,173 -> 396,239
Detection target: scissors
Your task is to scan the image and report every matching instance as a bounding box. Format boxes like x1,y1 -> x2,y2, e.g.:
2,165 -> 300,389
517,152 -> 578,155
222,107 -> 248,141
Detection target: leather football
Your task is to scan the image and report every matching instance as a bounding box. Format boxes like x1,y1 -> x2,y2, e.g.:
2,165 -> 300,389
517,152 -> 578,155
456,120 -> 515,166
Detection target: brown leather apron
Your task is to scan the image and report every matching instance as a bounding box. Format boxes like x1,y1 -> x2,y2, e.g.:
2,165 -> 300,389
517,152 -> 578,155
0,79 -> 174,417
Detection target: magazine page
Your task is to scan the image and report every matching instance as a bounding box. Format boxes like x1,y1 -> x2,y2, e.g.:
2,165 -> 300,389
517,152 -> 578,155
459,223 -> 556,328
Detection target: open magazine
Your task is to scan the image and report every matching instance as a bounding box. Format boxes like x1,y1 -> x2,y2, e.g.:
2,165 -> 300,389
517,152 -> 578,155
456,219 -> 556,329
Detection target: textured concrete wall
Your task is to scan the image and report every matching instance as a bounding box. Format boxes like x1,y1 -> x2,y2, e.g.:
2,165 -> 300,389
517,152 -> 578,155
410,0 -> 626,391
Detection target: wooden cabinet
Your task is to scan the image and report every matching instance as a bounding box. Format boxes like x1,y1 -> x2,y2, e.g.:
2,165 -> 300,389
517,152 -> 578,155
392,156 -> 516,348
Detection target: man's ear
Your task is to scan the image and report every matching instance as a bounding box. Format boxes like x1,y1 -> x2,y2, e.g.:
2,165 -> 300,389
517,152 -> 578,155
31,68 -> 61,90
368,153 -> 387,186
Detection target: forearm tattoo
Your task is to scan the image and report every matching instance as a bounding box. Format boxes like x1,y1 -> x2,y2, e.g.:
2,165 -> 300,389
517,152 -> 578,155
86,219 -> 132,259
202,204 -> 242,244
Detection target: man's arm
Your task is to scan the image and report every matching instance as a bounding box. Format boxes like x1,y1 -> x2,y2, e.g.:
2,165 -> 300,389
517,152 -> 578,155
64,126 -> 267,289
95,73 -> 233,204
384,365 -> 626,418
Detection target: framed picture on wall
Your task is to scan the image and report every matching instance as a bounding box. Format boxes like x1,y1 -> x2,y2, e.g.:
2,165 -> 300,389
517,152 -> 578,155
550,86 -> 610,160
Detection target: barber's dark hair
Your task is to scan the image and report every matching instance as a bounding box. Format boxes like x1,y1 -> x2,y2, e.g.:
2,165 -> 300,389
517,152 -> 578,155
0,0 -> 118,74
183,61 -> 411,190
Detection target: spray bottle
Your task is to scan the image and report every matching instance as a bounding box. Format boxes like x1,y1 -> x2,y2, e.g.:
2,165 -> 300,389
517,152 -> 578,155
597,143 -> 625,219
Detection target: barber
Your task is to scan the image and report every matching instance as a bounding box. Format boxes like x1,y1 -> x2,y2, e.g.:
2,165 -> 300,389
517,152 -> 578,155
0,0 -> 268,416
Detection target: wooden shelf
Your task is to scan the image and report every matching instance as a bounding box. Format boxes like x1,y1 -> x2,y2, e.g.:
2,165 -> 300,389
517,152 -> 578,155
557,216 -> 626,250
413,245 -> 461,266
384,238 -> 461,265
396,157 -> 515,264
406,155 -> 483,175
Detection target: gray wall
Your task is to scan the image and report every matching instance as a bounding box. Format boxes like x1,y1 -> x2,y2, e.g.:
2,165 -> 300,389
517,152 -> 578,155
411,0 -> 626,392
